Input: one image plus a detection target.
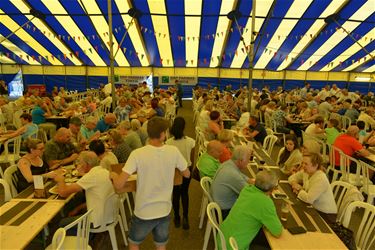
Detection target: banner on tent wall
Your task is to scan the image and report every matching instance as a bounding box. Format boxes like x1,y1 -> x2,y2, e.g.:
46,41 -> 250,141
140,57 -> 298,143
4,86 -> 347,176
8,70 -> 24,98
27,84 -> 46,95
118,75 -> 148,85
159,76 -> 197,85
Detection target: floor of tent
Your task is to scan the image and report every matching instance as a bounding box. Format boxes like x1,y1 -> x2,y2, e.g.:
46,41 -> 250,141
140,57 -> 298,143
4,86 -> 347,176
0,100 -> 373,250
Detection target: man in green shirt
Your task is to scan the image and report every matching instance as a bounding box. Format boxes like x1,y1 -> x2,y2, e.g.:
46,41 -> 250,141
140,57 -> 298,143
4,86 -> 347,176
325,118 -> 341,145
219,170 -> 282,250
197,140 -> 223,178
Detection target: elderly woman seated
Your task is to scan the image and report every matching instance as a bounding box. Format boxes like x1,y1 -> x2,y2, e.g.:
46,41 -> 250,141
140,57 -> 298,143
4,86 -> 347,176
108,129 -> 132,163
217,129 -> 234,163
80,116 -> 100,143
206,110 -> 224,140
117,121 -> 142,150
89,139 -> 118,170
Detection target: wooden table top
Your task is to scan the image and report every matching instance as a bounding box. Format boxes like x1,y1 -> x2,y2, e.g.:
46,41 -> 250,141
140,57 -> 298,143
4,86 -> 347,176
235,135 -> 347,249
0,200 -> 64,250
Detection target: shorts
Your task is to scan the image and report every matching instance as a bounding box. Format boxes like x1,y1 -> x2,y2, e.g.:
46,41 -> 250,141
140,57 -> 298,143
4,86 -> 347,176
128,214 -> 171,246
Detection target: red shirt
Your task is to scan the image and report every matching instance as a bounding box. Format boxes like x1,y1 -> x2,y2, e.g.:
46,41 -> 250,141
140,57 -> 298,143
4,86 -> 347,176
333,134 -> 363,166
219,146 -> 232,163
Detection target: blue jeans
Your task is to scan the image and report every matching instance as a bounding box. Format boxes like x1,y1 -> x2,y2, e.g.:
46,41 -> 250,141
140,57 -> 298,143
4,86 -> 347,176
128,214 -> 171,246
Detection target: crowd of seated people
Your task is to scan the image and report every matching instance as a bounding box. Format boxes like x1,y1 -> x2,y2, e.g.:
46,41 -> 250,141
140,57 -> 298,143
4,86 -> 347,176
193,83 -> 375,248
1,80 -> 375,249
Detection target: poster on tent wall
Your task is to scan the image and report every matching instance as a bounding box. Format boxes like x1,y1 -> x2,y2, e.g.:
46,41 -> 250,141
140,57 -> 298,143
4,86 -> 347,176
118,75 -> 153,92
8,70 -> 24,99
159,76 -> 197,85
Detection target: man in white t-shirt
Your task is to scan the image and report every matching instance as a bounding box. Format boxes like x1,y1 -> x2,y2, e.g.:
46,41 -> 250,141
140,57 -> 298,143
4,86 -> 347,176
55,151 -> 115,228
111,117 -> 190,250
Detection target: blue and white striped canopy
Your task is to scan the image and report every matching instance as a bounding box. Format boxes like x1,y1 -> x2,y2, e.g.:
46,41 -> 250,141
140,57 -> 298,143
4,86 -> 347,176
0,0 -> 374,72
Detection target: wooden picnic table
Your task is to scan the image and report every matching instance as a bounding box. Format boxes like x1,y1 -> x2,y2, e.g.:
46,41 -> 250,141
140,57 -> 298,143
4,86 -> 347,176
0,200 -> 65,249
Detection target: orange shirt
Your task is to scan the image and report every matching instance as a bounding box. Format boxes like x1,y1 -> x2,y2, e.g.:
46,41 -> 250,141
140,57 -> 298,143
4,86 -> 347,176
333,134 -> 363,166
219,146 -> 232,163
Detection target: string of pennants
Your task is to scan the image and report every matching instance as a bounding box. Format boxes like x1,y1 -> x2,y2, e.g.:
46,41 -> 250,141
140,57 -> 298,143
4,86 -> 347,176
0,47 -> 370,69
1,21 -> 373,68
21,21 -> 374,44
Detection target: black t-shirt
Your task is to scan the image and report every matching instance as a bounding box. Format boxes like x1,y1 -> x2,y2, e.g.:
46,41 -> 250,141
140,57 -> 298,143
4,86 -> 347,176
249,123 -> 267,144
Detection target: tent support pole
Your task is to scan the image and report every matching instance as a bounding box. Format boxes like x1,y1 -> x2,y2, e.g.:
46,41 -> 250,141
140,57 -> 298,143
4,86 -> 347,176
108,0 -> 116,110
247,0 -> 256,113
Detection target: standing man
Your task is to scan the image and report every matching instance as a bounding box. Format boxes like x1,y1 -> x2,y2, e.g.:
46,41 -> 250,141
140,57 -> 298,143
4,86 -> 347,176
111,117 -> 190,250
175,79 -> 183,108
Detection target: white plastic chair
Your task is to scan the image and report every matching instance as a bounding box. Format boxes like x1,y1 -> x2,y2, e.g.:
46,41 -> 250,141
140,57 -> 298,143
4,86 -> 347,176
62,209 -> 93,250
3,164 -> 18,197
262,134 -> 278,156
206,202 -> 226,250
118,192 -> 132,231
341,115 -> 352,131
201,177 -> 217,250
0,136 -> 22,174
331,181 -> 357,222
359,161 -> 375,205
0,178 -> 12,202
229,236 -> 239,250
90,193 -> 128,249
12,110 -> 24,129
45,228 -> 66,250
339,151 -> 371,187
265,128 -> 274,136
342,201 -> 375,250
326,144 -> 342,183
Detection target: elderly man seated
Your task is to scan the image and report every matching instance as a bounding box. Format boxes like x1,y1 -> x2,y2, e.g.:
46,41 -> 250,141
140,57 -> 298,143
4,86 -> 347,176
197,140 -> 224,178
43,128 -> 78,170
80,116 -> 100,143
219,170 -> 282,250
54,151 -> 115,229
95,113 -> 117,133
211,145 -> 252,219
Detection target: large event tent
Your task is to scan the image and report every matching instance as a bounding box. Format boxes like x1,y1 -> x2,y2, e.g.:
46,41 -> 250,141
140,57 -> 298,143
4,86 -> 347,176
0,0 -> 374,95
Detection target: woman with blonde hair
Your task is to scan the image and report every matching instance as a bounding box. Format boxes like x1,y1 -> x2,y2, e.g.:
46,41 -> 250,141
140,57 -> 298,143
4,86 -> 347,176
288,153 -> 337,215
217,129 -> 234,163
108,129 -> 131,163
15,138 -> 56,192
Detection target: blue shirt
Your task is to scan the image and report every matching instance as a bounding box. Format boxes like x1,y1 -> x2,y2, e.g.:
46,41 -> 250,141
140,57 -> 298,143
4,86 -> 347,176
80,125 -> 97,140
95,119 -> 110,133
31,106 -> 46,125
22,123 -> 39,140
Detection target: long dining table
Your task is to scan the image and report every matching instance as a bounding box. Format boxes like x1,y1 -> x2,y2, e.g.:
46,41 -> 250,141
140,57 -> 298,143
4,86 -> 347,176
0,166 -> 78,249
233,132 -> 347,249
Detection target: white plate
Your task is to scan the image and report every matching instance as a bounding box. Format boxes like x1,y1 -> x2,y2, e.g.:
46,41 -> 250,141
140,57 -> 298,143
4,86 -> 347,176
49,185 -> 58,195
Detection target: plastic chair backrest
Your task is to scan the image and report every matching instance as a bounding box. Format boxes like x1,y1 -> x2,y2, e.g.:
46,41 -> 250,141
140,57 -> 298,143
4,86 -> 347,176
331,181 -> 356,221
200,177 -> 213,202
63,209 -> 93,250
206,202 -> 226,250
0,179 -> 12,202
3,136 -> 22,159
359,161 -> 373,195
13,110 -> 24,129
266,128 -> 274,136
4,165 -> 18,197
263,134 -> 278,156
51,228 -> 66,250
342,201 -> 375,250
339,151 -> 362,186
91,193 -> 118,231
229,236 -> 239,250
341,116 -> 351,130
38,129 -> 48,143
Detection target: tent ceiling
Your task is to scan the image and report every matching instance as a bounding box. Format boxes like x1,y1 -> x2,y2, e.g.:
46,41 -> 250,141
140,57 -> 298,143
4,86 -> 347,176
0,0 -> 374,72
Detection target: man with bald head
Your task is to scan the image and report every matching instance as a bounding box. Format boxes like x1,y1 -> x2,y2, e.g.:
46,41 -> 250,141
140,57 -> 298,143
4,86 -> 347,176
333,125 -> 370,168
95,113 -> 117,133
43,127 -> 78,170
54,151 -> 115,228
197,140 -> 224,178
